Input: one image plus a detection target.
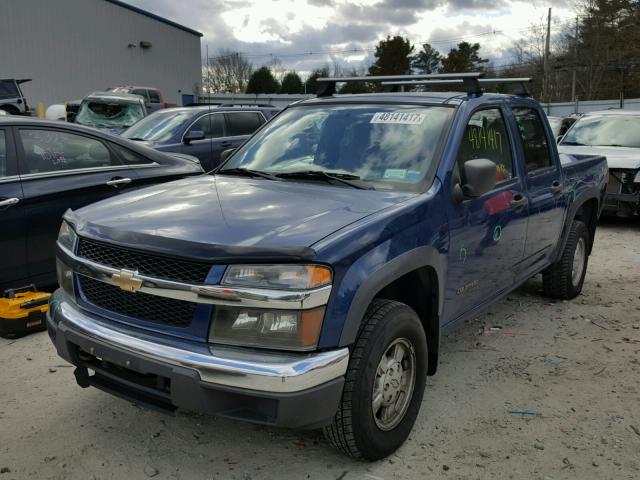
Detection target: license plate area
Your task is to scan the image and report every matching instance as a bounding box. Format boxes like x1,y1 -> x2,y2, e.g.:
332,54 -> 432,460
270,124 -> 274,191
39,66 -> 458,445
74,345 -> 176,413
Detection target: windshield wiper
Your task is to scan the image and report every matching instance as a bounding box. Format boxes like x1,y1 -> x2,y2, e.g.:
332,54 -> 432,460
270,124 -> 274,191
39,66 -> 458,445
127,137 -> 147,141
217,167 -> 279,180
560,141 -> 585,146
276,170 -> 373,190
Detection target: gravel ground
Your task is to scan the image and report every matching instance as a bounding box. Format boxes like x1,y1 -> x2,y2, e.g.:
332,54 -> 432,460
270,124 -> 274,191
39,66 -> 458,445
1,217 -> 639,480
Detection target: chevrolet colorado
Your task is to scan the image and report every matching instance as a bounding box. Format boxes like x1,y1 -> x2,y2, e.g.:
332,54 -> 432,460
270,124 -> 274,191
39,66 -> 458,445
47,74 -> 608,460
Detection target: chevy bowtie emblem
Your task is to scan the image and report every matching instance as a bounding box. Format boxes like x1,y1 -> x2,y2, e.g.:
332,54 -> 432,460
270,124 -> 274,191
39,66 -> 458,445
111,269 -> 143,292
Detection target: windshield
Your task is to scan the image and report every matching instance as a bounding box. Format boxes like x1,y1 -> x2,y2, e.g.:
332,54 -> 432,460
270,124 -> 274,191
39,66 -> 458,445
123,110 -> 195,142
75,100 -> 145,129
221,104 -> 453,190
0,80 -> 19,100
561,114 -> 640,148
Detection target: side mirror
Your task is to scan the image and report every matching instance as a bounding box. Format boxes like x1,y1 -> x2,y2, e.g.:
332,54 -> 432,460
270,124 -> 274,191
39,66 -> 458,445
183,130 -> 205,145
220,148 -> 236,163
457,158 -> 497,199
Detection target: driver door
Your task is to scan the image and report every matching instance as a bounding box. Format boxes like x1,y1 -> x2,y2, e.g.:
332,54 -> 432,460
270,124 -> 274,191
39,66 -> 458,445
181,113 -> 227,170
444,107 -> 529,323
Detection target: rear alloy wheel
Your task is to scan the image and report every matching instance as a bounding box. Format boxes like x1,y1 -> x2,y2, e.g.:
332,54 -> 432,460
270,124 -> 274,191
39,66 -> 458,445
323,299 -> 427,460
543,220 -> 590,300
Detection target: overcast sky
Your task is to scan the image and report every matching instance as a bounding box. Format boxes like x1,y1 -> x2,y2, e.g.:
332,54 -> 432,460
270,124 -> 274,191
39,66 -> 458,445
126,0 -> 576,77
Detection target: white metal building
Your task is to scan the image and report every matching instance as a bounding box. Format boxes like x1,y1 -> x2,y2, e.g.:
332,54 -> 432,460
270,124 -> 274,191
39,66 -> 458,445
0,0 -> 202,108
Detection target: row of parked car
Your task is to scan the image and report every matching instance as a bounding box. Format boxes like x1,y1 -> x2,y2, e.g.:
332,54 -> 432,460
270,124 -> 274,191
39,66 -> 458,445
1,80 -> 288,291
2,80 -> 639,295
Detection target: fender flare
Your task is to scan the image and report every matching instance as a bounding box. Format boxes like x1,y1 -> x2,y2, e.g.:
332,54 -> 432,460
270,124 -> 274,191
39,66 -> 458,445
338,245 -> 446,347
553,189 -> 600,262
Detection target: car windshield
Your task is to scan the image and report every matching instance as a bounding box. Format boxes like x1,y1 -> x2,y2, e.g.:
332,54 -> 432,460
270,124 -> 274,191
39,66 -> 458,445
122,110 -> 195,143
75,100 -> 145,129
220,104 -> 453,191
561,114 -> 640,148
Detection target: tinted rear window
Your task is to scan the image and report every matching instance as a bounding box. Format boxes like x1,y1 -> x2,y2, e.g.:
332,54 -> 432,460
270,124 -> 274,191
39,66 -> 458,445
0,80 -> 19,100
149,90 -> 161,103
226,112 -> 263,136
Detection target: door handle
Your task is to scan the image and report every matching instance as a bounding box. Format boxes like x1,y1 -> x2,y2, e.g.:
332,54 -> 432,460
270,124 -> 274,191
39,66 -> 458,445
510,193 -> 528,211
551,180 -> 563,194
0,197 -> 20,208
106,177 -> 132,187
220,141 -> 232,148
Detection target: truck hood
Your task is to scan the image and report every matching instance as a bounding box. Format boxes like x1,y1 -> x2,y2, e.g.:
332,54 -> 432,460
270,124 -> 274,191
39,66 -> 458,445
71,175 -> 414,259
558,145 -> 640,170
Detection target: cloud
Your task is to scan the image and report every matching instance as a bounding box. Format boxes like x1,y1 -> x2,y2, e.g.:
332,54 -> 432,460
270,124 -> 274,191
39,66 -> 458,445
123,0 -> 574,76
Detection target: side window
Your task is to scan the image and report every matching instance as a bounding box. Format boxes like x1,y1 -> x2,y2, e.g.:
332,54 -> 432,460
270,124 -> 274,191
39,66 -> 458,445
0,80 -> 19,99
512,107 -> 553,173
188,114 -> 225,139
112,144 -> 153,165
19,129 -> 117,174
132,89 -> 149,101
148,90 -> 161,103
0,130 -> 7,177
226,112 -> 263,136
457,108 -> 514,184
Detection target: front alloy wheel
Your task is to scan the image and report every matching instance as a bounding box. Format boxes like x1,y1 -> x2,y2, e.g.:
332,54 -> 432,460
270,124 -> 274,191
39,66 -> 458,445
324,299 -> 428,460
372,338 -> 416,431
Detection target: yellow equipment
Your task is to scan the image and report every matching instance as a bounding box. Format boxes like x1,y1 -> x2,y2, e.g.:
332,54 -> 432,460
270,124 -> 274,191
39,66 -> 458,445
0,285 -> 50,339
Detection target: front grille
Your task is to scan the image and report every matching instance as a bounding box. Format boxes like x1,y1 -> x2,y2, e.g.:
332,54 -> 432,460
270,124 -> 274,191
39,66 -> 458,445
79,276 -> 196,328
77,238 -> 211,284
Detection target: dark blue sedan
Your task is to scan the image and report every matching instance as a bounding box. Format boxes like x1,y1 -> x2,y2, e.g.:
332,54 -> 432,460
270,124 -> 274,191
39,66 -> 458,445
0,117 -> 203,291
122,106 -> 278,170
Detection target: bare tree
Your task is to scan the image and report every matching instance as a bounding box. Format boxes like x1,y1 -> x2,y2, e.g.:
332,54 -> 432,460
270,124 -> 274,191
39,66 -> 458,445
267,56 -> 287,83
203,49 -> 253,93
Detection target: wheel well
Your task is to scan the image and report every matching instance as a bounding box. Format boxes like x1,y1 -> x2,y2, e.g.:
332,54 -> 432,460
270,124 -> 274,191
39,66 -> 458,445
574,198 -> 598,254
0,104 -> 20,114
375,266 -> 439,375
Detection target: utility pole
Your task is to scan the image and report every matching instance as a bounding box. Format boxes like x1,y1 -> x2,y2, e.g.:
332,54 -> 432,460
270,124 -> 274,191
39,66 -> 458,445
543,7 -> 552,112
571,16 -> 578,103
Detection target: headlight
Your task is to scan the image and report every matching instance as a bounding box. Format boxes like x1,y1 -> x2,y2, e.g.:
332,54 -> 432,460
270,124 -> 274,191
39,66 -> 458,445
56,259 -> 75,297
634,170 -> 640,183
57,220 -> 78,251
210,307 -> 325,351
222,264 -> 332,290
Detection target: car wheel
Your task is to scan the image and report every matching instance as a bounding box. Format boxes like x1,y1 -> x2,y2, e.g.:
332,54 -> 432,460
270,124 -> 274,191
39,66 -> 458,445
323,299 -> 428,460
543,220 -> 589,300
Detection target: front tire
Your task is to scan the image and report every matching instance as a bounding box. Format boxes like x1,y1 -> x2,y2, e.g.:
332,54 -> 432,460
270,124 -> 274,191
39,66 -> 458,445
543,220 -> 590,300
323,299 -> 428,460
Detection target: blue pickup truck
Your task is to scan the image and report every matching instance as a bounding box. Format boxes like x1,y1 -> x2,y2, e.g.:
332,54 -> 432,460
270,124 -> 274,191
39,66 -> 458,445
47,74 -> 607,460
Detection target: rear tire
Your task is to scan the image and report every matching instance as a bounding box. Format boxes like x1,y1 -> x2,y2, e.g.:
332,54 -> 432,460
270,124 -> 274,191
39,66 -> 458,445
323,299 -> 428,460
543,220 -> 589,300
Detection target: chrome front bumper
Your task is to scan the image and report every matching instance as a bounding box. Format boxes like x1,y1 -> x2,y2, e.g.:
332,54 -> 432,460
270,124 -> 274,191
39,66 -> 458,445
48,292 -> 349,394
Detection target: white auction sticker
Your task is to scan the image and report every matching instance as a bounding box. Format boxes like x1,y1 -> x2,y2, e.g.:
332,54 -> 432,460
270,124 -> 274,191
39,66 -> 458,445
370,112 -> 425,125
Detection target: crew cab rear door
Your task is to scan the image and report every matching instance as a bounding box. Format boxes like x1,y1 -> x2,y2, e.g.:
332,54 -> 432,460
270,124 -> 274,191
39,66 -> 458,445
511,106 -> 565,272
444,105 -> 529,322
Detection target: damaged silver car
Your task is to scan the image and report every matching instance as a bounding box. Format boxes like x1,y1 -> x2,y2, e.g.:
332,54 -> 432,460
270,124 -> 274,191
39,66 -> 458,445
558,110 -> 640,217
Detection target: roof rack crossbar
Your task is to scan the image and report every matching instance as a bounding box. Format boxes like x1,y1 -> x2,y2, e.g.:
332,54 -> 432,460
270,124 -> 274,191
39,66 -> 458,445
381,78 -> 533,97
315,73 -> 484,97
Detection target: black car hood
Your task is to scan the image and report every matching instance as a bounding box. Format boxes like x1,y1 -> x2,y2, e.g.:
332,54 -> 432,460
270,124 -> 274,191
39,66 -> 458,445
70,175 -> 413,261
